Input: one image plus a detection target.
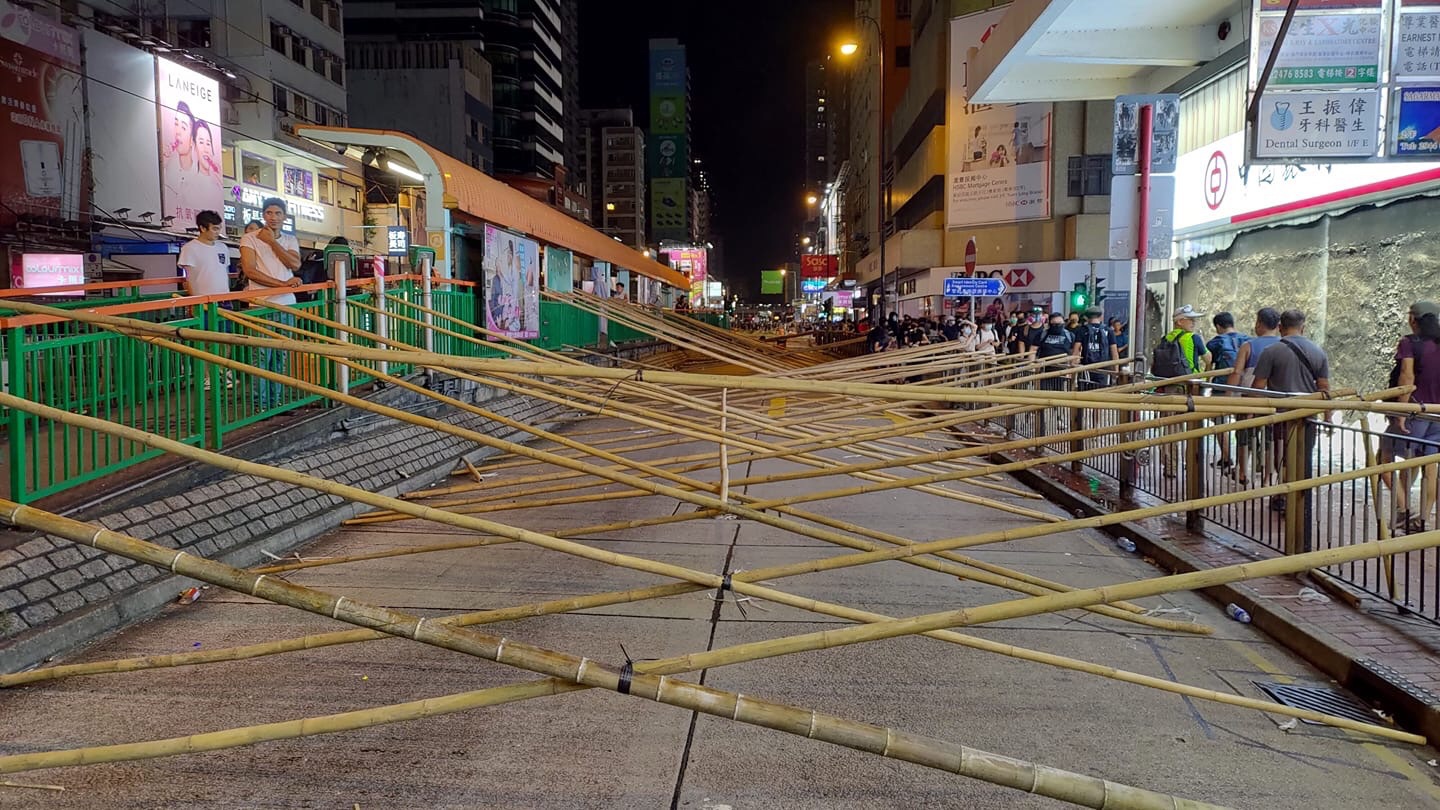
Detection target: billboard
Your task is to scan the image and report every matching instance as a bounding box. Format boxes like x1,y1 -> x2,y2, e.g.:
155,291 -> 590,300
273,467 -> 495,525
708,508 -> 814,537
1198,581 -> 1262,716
760,269 -> 784,295
1395,86 -> 1440,156
158,57 -> 223,226
651,177 -> 688,241
83,29 -> 162,220
482,225 -> 540,340
0,2 -> 83,229
946,9 -> 1052,228
11,253 -> 84,295
668,247 -> 707,307
649,40 -> 689,239
800,254 -> 839,278
545,246 -> 574,292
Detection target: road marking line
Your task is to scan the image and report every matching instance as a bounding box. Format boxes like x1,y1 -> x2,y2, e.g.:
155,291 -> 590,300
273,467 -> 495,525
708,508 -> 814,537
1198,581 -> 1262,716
1232,640 -> 1440,797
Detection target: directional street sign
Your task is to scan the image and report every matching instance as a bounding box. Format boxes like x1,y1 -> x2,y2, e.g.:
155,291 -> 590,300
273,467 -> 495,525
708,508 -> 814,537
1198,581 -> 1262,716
944,277 -> 1006,298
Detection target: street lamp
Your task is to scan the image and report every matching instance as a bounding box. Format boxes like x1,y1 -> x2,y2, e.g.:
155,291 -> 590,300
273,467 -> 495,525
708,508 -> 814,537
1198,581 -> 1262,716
801,236 -> 812,246
805,193 -> 819,206
839,15 -> 886,324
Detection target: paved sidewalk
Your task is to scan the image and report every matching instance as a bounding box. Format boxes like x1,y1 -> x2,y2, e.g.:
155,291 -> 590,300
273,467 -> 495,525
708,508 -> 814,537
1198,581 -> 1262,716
1017,450 -> 1440,743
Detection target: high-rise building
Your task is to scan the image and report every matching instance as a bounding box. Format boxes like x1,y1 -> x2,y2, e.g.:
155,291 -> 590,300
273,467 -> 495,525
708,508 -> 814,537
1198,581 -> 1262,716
844,0 -> 911,290
347,42 -> 495,174
483,0 -> 566,181
344,0 -> 493,173
648,38 -> 690,244
344,0 -> 586,220
579,109 -> 646,249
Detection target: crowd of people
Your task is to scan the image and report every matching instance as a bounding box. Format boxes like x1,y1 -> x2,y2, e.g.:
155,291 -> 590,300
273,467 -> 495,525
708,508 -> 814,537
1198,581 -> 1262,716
861,298 -> 1131,366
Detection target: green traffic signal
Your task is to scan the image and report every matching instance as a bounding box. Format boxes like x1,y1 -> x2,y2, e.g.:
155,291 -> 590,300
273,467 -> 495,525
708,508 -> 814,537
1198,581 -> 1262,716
1070,282 -> 1088,310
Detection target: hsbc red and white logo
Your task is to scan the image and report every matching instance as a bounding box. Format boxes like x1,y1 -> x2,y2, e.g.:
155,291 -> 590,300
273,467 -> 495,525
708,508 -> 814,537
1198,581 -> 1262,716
1005,268 -> 1034,288
1204,150 -> 1228,212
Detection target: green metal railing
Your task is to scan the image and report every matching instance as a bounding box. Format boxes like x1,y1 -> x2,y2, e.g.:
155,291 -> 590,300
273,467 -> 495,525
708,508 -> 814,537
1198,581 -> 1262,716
1,277 -> 657,504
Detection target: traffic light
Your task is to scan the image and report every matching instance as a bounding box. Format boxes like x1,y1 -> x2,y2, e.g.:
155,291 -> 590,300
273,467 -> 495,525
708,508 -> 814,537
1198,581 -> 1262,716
1094,282 -> 1106,304
1070,281 -> 1089,311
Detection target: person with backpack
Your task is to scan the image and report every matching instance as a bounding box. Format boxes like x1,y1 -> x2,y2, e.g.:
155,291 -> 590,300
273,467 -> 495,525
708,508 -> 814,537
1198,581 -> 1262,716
1152,305 -> 1210,478
1032,312 -> 1074,435
1205,312 -> 1250,473
1253,309 -> 1331,517
1152,305 -> 1210,379
1225,307 -> 1283,486
1070,307 -> 1117,390
1389,301 -> 1440,534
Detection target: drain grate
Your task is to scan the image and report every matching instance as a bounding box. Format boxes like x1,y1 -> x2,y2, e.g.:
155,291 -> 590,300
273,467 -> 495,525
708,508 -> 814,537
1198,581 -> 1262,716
1255,682 -> 1378,726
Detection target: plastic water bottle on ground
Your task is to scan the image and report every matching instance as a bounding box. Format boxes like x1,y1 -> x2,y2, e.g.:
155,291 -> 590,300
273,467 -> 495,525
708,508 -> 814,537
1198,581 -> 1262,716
1225,603 -> 1251,623
1115,537 -> 1137,553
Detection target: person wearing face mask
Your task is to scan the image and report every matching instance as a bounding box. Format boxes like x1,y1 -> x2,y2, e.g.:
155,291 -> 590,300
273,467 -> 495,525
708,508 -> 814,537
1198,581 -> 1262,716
1023,309 -> 1049,357
940,316 -> 961,342
957,320 -> 979,351
976,319 -> 999,355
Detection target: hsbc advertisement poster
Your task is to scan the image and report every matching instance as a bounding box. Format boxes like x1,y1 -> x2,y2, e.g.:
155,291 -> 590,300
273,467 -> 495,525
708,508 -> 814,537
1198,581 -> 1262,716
1174,129 -> 1440,240
0,1 -> 84,229
946,8 -> 1052,228
158,57 -> 223,227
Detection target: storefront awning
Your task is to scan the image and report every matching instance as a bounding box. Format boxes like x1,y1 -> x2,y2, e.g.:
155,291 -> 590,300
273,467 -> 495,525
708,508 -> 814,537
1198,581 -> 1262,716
968,0 -> 1242,103
293,126 -> 689,288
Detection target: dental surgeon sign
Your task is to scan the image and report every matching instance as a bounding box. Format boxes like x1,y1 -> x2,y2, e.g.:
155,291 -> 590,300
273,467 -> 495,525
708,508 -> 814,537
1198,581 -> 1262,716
1254,89 -> 1381,158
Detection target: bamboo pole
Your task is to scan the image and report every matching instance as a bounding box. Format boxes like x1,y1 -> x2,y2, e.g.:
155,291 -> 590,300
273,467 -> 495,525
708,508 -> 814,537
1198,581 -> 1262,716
3,298 -> 1338,413
0,501 -> 1230,810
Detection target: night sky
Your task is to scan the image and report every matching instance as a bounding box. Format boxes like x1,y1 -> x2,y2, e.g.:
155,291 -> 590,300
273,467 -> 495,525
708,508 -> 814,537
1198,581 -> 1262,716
579,0 -> 853,300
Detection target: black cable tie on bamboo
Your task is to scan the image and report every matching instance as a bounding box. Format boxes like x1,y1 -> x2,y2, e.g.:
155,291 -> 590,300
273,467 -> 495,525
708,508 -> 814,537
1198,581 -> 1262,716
633,369 -> 645,383
617,642 -> 635,694
721,572 -> 734,592
1186,395 -> 1196,413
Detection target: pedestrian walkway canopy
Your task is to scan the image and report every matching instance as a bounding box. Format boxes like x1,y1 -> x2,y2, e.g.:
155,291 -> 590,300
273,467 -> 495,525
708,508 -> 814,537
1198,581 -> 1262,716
294,126 -> 689,288
968,0 -> 1242,103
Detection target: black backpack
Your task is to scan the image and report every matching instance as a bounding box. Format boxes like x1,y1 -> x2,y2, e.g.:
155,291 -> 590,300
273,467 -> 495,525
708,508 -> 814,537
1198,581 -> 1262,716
1151,332 -> 1191,378
1080,324 -> 1107,364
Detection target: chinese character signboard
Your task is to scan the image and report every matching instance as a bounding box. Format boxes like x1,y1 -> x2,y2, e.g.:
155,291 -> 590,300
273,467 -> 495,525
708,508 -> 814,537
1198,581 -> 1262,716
1256,12 -> 1383,86
1255,89 -> 1381,157
386,226 -> 409,256
1250,0 -> 1440,162
800,254 -> 839,279
1396,9 -> 1440,78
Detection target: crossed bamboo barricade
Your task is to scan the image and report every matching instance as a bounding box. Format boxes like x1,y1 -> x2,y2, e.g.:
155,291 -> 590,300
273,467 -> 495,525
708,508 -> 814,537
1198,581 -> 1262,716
1,294 -> 1438,807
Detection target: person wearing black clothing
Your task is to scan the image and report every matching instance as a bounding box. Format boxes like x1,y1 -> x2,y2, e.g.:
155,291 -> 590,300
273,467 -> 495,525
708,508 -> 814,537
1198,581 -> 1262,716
1032,313 -> 1074,435
1070,307 -> 1117,390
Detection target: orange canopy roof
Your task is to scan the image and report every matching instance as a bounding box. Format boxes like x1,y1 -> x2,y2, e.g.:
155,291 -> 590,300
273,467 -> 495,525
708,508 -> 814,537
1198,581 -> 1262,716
294,126 -> 690,289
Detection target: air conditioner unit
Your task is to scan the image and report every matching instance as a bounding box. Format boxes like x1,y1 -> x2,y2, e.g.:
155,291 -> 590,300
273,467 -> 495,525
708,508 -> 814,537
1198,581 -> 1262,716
224,106 -> 241,125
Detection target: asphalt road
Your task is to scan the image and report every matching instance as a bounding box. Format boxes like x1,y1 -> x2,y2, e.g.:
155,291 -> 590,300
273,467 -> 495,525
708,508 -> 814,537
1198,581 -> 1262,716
2,421 -> 1439,809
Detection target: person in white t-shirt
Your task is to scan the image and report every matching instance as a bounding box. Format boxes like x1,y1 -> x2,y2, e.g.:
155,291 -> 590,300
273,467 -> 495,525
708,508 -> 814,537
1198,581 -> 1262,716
179,209 -> 234,391
178,210 -> 231,300
239,198 -> 303,411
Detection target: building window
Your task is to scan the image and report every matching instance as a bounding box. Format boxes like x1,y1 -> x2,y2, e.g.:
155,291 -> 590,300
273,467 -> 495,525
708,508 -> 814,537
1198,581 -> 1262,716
318,176 -> 335,205
222,147 -> 235,179
327,57 -> 344,85
337,183 -> 361,212
177,19 -> 211,49
283,165 -> 314,199
272,84 -> 288,114
270,22 -> 287,55
1066,155 -> 1113,197
241,152 -> 277,188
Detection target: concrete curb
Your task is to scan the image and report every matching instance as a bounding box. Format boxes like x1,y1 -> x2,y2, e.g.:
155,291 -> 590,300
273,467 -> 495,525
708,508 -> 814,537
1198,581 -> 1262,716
994,449 -> 1440,746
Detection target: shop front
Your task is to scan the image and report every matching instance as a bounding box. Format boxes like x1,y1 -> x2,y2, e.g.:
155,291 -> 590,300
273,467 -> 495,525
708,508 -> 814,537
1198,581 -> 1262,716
222,142 -> 363,249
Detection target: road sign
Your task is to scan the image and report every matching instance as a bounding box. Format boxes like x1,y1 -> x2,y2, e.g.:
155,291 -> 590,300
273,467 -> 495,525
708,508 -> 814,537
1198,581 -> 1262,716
1113,94 -> 1180,175
1108,175 -> 1176,260
964,238 -> 977,274
944,276 -> 1006,298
